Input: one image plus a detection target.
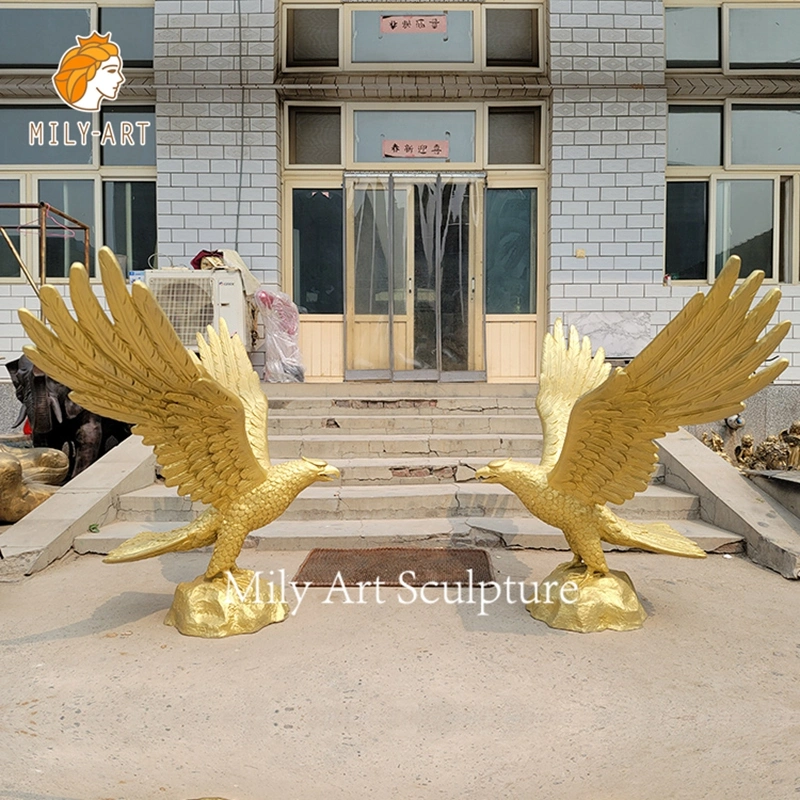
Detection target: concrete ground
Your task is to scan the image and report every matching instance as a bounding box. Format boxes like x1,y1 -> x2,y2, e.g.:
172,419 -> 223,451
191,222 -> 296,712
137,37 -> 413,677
1,548 -> 799,800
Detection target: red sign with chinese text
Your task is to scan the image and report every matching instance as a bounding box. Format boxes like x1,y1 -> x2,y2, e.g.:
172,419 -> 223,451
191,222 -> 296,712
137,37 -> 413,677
382,140 -> 450,158
379,15 -> 448,34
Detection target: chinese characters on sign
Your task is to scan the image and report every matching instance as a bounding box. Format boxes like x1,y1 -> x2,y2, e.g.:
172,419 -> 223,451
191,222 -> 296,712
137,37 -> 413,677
382,140 -> 450,158
379,14 -> 448,34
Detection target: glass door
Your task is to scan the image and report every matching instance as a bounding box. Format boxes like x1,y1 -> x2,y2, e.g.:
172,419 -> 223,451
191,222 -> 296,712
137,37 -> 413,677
344,172 -> 485,381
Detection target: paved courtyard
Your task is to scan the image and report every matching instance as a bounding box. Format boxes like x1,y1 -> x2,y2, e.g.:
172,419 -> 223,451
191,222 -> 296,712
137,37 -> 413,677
1,548 -> 799,800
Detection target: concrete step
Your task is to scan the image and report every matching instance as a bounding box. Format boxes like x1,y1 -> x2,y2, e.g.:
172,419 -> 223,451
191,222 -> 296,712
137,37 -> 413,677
153,458 -> 664,487
268,413 -> 542,435
270,433 -> 544,459
268,396 -> 540,416
263,382 -> 538,399
77,514 -> 735,556
115,482 -> 699,523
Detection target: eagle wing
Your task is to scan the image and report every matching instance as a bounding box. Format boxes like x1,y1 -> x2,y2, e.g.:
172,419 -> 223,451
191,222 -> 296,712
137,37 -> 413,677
536,318 -> 611,470
546,257 -> 790,507
18,247 -> 268,511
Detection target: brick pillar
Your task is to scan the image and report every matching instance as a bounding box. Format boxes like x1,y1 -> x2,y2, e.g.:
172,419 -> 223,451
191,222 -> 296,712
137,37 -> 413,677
153,0 -> 280,290
548,0 -> 666,358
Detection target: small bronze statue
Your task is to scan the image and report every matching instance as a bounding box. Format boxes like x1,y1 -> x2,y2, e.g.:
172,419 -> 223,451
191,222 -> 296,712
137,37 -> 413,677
750,435 -> 791,471
778,421 -> 800,470
734,434 -> 755,469
701,431 -> 732,464
0,441 -> 69,523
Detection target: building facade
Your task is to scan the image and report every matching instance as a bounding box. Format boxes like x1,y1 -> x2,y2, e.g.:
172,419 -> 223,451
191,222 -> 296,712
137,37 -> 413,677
1,0 -> 800,396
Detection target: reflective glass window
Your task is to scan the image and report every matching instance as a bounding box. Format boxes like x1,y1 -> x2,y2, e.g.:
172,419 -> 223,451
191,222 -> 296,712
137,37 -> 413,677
0,181 -> 21,279
103,181 -> 157,275
668,106 -> 722,167
665,7 -> 720,69
38,179 -> 95,278
99,6 -> 155,67
101,107 -> 156,166
716,180 -> 774,279
0,9 -> 91,68
485,188 -> 537,313
666,181 -> 708,281
292,188 -> 343,313
730,8 -> 800,70
0,107 -> 93,166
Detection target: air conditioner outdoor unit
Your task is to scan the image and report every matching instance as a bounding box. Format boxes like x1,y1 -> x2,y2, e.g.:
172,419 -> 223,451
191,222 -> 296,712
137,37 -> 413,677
143,269 -> 252,351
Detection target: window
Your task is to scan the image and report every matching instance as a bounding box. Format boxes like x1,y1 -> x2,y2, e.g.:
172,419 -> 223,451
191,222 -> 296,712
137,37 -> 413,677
667,105 -> 722,167
0,103 -> 156,280
104,181 -> 157,274
292,188 -> 344,313
288,107 -> 342,165
286,7 -> 340,68
0,8 -> 91,68
38,179 -> 95,279
0,180 -> 22,279
485,7 -> 539,68
99,7 -> 155,67
0,5 -> 154,69
485,188 -> 537,313
665,7 -> 720,69
101,107 -> 156,166
281,3 -> 543,72
352,108 -> 476,164
666,103 -> 800,282
488,107 -> 541,165
666,4 -> 800,73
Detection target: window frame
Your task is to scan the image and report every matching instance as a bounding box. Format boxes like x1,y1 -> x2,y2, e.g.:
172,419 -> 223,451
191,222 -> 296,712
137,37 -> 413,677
665,1 -> 800,75
281,172 -> 346,318
666,100 -> 800,284
280,1 -> 545,74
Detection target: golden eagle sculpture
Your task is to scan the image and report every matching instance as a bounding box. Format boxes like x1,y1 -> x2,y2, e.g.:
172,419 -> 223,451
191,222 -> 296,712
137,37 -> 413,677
476,257 -> 790,632
18,247 -> 339,637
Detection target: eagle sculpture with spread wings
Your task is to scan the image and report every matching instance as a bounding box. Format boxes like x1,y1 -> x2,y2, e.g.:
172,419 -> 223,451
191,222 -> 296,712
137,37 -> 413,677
476,257 -> 790,584
18,248 -> 339,582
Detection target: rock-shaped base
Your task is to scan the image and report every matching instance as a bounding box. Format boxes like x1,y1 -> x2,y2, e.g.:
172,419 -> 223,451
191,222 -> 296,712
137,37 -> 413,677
164,571 -> 289,638
527,563 -> 647,633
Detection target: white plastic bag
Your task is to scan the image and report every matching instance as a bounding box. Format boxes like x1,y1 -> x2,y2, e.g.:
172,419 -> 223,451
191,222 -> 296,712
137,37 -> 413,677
254,289 -> 305,383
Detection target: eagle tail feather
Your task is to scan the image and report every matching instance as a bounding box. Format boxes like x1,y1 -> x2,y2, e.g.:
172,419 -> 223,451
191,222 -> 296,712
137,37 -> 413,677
103,509 -> 219,563
605,521 -> 707,559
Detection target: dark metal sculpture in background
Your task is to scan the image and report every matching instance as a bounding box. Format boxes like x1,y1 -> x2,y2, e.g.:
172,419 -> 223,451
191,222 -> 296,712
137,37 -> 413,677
6,354 -> 131,479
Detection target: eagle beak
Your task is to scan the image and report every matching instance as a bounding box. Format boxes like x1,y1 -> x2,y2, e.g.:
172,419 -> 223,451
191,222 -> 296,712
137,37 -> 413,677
475,466 -> 492,482
319,464 -> 340,482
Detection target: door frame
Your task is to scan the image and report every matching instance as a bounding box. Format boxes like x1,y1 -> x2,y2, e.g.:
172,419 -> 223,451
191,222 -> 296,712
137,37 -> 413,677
343,170 -> 487,381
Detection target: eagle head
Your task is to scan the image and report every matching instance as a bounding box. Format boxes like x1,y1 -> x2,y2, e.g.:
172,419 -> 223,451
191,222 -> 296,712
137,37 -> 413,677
475,458 -> 513,485
301,456 -> 340,483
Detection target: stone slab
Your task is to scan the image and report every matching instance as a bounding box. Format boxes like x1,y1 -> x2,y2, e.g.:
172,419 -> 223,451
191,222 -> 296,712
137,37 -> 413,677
660,429 -> 800,579
0,435 -> 156,580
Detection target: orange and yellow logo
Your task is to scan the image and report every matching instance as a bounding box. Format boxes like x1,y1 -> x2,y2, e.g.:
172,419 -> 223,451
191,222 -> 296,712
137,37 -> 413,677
52,31 -> 125,112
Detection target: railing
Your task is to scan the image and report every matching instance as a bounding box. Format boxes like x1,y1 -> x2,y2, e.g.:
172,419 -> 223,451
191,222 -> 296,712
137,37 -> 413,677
0,202 -> 91,310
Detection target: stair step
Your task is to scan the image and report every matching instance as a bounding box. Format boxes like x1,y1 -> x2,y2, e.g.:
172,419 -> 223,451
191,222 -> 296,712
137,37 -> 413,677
115,482 -> 699,523
262,382 -> 538,398
270,433 -> 544,459
76,514 -> 737,556
268,397 -> 539,415
268,413 -> 542,435
465,517 -> 744,554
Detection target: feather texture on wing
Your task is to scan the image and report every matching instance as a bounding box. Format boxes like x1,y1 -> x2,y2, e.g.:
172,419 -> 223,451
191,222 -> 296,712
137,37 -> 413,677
536,319 -> 611,469
18,247 -> 268,511
547,256 -> 791,507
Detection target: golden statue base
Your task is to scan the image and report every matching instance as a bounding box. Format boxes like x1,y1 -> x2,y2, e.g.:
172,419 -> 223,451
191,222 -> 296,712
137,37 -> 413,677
527,563 -> 647,633
164,571 -> 289,638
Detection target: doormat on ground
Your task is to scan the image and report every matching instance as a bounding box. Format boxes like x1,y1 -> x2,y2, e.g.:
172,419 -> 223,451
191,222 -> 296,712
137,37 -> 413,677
293,547 -> 493,586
